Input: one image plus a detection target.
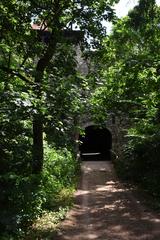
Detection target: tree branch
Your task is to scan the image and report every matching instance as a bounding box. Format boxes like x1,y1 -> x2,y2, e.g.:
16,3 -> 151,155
0,65 -> 34,85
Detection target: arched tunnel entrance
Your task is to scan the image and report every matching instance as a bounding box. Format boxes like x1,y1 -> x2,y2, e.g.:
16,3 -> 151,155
79,125 -> 112,161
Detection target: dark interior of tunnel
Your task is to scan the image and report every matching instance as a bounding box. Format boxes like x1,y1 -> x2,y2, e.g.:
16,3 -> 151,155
79,125 -> 112,161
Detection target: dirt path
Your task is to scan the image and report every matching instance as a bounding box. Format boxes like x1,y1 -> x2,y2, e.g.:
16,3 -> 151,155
55,161 -> 160,240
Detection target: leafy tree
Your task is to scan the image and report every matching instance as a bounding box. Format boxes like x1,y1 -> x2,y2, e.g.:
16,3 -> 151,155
0,0 -> 120,236
90,0 -> 160,197
0,0 -> 118,173
91,0 -> 160,122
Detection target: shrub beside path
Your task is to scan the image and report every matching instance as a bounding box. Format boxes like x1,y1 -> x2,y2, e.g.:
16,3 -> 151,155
55,161 -> 160,240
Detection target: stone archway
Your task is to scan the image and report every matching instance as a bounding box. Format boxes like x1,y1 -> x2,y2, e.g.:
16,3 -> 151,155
79,125 -> 112,161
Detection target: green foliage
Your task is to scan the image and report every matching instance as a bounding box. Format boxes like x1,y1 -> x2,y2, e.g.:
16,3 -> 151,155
43,44 -> 87,151
0,145 -> 78,238
0,173 -> 44,237
116,126 -> 160,197
89,2 -> 160,202
0,0 -> 119,169
90,2 -> 160,121
0,0 -> 119,238
25,207 -> 70,240
42,145 -> 78,209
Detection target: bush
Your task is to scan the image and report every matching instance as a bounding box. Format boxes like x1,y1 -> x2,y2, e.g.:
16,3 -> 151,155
0,145 -> 79,239
42,145 -> 79,209
0,173 -> 44,238
116,132 -> 160,197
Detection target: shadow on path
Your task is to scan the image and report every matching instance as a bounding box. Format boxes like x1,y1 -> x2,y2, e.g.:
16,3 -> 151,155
54,161 -> 160,240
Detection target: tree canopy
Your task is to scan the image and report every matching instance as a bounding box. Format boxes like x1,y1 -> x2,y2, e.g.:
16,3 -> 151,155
90,0 -> 160,202
2,0 -> 160,238
0,0 -> 119,237
0,0 -> 118,172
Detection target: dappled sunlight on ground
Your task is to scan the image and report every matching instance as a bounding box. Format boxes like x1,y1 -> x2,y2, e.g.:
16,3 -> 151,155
55,161 -> 160,240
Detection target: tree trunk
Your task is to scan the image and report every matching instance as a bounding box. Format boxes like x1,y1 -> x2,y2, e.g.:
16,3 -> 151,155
31,37 -> 59,174
31,1 -> 61,173
32,68 -> 44,174
32,116 -> 43,173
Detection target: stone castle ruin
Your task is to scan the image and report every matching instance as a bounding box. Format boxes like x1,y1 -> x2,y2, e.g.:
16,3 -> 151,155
34,25 -> 128,161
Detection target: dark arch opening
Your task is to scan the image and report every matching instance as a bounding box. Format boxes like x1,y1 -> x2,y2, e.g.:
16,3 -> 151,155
79,125 -> 112,161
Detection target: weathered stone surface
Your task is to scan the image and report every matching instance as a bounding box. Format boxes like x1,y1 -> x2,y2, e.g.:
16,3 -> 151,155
79,113 -> 130,161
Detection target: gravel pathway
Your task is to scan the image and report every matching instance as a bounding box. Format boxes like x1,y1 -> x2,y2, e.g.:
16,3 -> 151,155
55,161 -> 160,240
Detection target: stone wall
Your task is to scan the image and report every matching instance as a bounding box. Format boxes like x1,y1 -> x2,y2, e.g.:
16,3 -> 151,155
79,113 -> 130,160
73,32 -> 130,160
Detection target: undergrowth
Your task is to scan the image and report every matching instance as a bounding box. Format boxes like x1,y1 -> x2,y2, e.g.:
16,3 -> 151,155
115,124 -> 160,208
0,144 -> 79,239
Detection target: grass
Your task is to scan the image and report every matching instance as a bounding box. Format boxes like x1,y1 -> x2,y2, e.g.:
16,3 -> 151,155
25,207 -> 69,240
25,187 -> 75,240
